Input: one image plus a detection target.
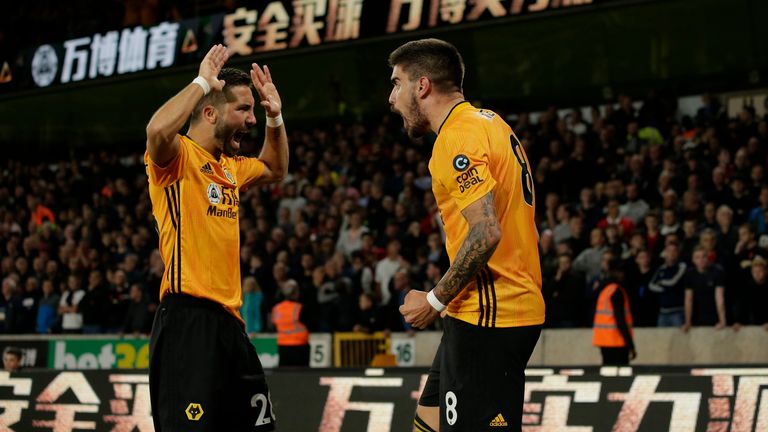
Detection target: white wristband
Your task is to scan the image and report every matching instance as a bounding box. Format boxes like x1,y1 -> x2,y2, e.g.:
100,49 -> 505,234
192,76 -> 210,96
266,114 -> 284,128
426,290 -> 446,312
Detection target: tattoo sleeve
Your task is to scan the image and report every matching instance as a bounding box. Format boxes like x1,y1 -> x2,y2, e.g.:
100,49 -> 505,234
433,192 -> 501,305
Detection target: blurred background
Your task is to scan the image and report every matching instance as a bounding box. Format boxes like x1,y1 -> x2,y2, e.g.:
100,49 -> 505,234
0,0 -> 767,430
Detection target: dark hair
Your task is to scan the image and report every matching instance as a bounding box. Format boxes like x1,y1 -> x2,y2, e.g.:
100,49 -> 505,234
388,39 -> 464,93
3,346 -> 22,359
190,68 -> 252,122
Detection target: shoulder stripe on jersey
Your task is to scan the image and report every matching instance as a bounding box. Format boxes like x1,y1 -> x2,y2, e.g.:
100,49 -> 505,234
485,266 -> 497,327
476,274 -> 485,327
172,181 -> 182,294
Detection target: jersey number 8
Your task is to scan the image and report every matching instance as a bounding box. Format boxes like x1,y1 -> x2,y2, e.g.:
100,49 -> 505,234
510,135 -> 534,207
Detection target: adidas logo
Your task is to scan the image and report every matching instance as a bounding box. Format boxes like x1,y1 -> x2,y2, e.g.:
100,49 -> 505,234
200,163 -> 213,175
490,413 -> 508,427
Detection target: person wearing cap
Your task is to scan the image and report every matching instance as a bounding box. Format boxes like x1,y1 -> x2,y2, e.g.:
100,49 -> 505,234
733,255 -> 768,331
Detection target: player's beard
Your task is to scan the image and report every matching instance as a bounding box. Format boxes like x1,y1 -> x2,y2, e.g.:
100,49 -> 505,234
392,92 -> 430,139
214,121 -> 242,157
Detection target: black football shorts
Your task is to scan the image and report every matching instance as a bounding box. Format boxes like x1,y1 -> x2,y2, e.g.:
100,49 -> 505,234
149,294 -> 275,431
419,316 -> 541,431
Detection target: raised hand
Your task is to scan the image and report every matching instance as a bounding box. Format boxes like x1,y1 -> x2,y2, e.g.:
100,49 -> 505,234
198,44 -> 229,92
251,63 -> 282,118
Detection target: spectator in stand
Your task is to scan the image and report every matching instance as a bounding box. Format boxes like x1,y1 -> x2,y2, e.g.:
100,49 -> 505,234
16,277 -> 39,333
574,228 -> 607,282
241,276 -> 264,336
683,247 -> 727,332
625,249 -> 658,327
79,270 -> 109,334
660,209 -> 681,238
122,284 -> 151,336
643,212 -> 663,257
748,185 -> 768,235
716,205 -> 738,268
2,347 -> 22,372
680,219 -> 700,262
58,274 -> 85,334
353,292 -> 385,333
598,199 -> 635,238
335,209 -> 369,259
375,240 -> 405,305
620,183 -> 650,225
388,269 -> 416,333
733,256 -> 768,330
552,204 -> 574,245
649,243 -> 687,327
544,254 -> 585,328
36,279 -> 60,334
348,251 -> 374,297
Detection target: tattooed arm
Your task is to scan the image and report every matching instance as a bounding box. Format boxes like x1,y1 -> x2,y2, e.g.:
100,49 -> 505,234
400,192 -> 500,329
433,192 -> 501,305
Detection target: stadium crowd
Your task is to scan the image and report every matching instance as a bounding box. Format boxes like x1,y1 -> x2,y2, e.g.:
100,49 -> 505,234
0,92 -> 767,336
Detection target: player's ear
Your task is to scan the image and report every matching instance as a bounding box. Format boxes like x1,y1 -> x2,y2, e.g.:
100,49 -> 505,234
417,76 -> 431,98
202,105 -> 218,124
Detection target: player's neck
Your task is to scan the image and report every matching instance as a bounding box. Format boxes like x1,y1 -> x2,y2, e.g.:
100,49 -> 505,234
186,127 -> 223,160
427,93 -> 466,134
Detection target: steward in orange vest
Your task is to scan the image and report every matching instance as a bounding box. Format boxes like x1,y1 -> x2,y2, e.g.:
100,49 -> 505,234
271,281 -> 310,367
592,259 -> 636,365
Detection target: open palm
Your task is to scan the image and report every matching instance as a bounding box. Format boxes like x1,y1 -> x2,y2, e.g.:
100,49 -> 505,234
251,64 -> 282,117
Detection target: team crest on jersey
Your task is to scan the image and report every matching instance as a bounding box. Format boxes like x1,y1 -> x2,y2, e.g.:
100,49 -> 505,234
453,154 -> 470,172
207,183 -> 222,205
222,167 -> 235,184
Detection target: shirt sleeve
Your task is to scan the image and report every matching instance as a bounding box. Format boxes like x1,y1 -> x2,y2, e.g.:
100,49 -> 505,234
432,130 -> 497,212
144,135 -> 188,187
232,156 -> 266,188
683,269 -> 694,291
